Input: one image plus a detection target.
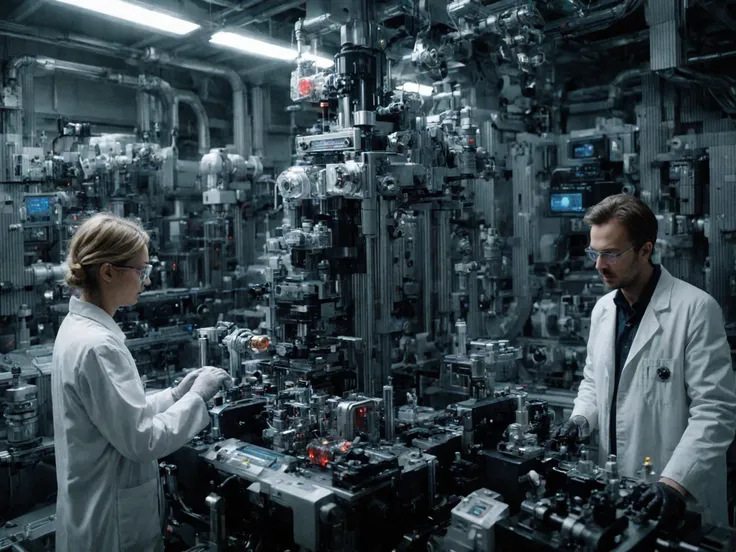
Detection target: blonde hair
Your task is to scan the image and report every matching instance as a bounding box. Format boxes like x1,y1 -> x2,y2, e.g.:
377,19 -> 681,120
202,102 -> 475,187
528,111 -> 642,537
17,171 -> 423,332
65,213 -> 149,290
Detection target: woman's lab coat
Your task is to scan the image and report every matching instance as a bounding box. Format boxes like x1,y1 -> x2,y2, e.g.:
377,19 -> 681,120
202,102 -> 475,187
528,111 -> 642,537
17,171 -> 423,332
51,296 -> 211,552
571,267 -> 736,525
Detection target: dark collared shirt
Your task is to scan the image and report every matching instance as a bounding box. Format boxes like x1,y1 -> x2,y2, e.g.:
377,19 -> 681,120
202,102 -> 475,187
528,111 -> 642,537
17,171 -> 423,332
609,264 -> 662,456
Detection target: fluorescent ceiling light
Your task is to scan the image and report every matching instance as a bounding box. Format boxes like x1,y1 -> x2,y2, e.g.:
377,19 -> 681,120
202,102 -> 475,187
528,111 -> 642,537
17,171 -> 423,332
54,0 -> 200,35
211,31 -> 334,69
211,31 -> 296,62
398,83 -> 434,97
302,53 -> 335,69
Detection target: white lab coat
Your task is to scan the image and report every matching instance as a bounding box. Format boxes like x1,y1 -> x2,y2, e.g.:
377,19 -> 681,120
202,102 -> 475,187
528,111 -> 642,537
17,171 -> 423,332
571,267 -> 736,526
51,296 -> 211,552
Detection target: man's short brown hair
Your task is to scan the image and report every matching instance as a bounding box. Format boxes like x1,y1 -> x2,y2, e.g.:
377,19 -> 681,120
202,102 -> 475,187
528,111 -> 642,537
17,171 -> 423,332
583,194 -> 658,251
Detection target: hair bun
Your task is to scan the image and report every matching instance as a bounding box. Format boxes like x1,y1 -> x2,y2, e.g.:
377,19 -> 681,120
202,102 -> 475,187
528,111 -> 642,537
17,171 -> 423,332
65,262 -> 87,288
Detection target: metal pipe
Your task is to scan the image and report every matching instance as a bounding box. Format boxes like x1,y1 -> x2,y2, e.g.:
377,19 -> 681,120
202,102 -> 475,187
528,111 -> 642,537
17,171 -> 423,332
0,21 -> 250,156
383,378 -> 394,441
144,49 -> 249,156
608,67 -> 649,108
173,90 -> 211,154
6,56 -> 174,137
0,20 -> 139,61
251,86 -> 266,157
689,50 -> 736,63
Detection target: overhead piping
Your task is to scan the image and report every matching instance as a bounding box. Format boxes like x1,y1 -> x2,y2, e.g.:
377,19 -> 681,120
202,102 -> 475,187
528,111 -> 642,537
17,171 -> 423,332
608,67 -> 649,109
0,20 -> 139,59
6,56 -> 175,138
173,89 -> 211,154
141,48 -> 248,156
0,21 -> 250,157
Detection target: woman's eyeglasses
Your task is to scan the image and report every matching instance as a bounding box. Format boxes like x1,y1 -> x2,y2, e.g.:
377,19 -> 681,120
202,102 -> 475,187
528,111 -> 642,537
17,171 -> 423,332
113,263 -> 153,282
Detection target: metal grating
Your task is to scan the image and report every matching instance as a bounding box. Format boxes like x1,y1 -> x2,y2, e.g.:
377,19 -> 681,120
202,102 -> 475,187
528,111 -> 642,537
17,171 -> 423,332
637,75 -> 669,205
0,183 -> 34,318
648,0 -> 683,70
707,145 -> 736,308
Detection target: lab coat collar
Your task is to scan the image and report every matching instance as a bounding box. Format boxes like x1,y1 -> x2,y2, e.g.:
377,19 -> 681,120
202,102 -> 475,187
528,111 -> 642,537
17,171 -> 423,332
68,296 -> 126,343
598,265 -> 673,316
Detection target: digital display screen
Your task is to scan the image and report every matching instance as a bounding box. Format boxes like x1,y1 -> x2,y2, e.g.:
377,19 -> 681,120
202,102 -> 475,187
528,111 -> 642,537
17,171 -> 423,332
469,504 -> 487,517
573,143 -> 596,159
237,444 -> 282,468
550,193 -> 585,213
26,197 -> 51,215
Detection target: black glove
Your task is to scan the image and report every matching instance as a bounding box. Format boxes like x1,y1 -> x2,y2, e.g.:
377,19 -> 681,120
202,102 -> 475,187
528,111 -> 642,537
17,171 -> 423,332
550,420 -> 580,443
635,482 -> 686,529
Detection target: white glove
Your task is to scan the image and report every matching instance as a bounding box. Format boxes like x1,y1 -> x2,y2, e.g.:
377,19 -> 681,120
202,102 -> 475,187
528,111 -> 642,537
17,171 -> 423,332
189,367 -> 232,402
171,369 -> 202,401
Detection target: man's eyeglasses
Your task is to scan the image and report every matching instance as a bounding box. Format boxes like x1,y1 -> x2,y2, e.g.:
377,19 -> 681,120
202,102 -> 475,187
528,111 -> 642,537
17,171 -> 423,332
584,246 -> 634,264
113,263 -> 153,282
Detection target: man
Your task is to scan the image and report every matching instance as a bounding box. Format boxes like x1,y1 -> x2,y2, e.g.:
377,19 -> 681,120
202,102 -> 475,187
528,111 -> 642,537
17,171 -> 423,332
551,194 -> 736,527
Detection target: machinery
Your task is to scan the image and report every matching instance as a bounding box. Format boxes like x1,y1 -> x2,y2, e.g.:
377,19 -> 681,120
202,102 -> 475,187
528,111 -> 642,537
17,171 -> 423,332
1,0 -> 736,550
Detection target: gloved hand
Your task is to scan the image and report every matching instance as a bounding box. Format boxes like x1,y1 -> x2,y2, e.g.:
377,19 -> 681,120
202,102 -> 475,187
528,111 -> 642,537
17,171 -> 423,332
171,369 -> 202,401
635,481 -> 687,529
188,367 -> 232,403
550,419 -> 581,444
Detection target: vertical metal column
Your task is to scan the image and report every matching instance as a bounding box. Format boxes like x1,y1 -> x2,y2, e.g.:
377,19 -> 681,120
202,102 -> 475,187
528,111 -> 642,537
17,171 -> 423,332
437,208 -> 453,334
378,195 -> 393,390
511,141 -> 533,298
361,152 -> 378,393
251,86 -> 266,158
708,145 -> 736,312
418,204 -> 433,334
648,0 -> 684,71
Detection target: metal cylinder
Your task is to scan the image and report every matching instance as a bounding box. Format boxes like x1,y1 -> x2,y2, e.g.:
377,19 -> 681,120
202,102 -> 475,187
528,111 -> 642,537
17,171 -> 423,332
467,265 -> 481,338
4,370 -> 40,449
515,393 -> 529,426
427,458 -> 437,508
383,379 -> 394,441
228,350 -> 241,380
199,336 -> 208,367
206,493 -> 226,552
455,319 -> 467,357
461,412 -> 473,454
251,86 -> 266,157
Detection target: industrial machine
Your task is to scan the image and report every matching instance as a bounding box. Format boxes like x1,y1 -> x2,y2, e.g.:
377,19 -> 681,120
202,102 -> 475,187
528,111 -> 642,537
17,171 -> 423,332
1,0 -> 736,550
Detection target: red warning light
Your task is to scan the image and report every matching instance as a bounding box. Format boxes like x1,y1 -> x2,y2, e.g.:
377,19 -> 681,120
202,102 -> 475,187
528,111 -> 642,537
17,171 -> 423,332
298,78 -> 314,97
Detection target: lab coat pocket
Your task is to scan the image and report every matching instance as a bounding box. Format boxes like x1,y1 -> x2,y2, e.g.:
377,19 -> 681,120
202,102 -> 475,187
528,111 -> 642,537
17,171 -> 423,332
117,478 -> 160,552
640,358 -> 674,407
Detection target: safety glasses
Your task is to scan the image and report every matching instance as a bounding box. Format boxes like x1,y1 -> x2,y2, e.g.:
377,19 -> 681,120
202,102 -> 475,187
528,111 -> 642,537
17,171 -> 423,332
584,246 -> 634,264
113,263 -> 153,282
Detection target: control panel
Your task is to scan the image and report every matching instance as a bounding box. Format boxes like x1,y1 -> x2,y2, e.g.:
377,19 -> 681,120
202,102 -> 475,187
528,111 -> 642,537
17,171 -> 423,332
23,195 -> 57,224
297,128 -> 362,154
201,438 -> 294,481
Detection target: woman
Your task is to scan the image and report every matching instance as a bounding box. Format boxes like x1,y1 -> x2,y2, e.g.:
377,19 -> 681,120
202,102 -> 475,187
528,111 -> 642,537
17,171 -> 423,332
51,213 -> 230,552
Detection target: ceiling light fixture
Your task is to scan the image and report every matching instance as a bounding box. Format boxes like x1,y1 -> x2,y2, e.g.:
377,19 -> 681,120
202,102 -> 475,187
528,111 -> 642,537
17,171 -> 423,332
210,31 -> 334,69
53,0 -> 200,36
398,83 -> 434,96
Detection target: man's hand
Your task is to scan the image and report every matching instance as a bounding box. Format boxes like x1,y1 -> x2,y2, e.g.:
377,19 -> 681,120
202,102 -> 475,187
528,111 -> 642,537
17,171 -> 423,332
550,420 -> 580,444
635,480 -> 687,529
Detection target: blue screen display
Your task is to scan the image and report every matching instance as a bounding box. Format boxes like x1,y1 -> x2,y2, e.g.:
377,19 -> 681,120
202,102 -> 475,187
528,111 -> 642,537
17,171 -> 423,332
573,143 -> 595,159
237,444 -> 283,468
550,193 -> 584,213
26,197 -> 51,215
